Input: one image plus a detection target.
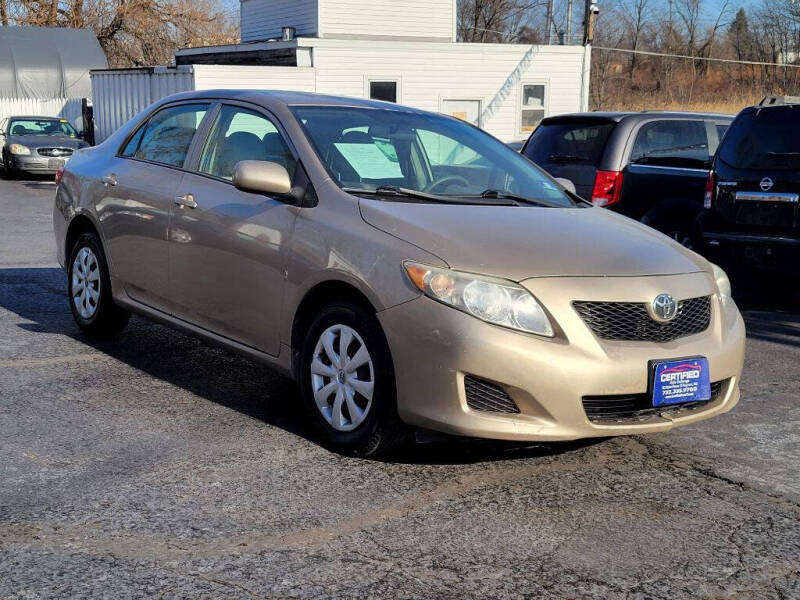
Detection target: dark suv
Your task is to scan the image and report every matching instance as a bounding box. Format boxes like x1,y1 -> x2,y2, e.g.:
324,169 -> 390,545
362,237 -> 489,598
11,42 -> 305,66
522,111 -> 733,246
699,97 -> 800,273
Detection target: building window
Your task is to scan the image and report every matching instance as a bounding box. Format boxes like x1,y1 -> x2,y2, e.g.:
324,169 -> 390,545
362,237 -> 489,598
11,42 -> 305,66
521,83 -> 547,133
369,81 -> 398,103
441,99 -> 482,127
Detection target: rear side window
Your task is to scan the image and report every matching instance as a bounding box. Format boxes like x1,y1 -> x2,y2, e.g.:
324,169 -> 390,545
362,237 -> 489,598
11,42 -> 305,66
630,120 -> 710,167
523,120 -> 614,166
718,107 -> 800,170
122,103 -> 209,167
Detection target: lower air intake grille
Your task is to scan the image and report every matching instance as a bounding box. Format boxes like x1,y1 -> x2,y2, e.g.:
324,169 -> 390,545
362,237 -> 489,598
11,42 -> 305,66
582,380 -> 727,423
464,376 -> 520,414
573,296 -> 711,343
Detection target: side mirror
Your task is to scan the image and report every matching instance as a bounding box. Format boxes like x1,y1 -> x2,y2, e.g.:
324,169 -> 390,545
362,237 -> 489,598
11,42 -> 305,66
233,160 -> 292,197
555,177 -> 577,195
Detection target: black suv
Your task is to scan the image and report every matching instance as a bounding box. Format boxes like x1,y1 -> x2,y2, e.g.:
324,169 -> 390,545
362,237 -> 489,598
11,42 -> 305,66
522,111 -> 733,246
699,97 -> 800,273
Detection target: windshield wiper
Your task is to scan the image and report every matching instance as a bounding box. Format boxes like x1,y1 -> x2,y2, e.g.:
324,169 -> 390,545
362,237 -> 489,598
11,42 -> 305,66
344,185 -> 518,206
480,189 -> 560,207
767,151 -> 800,158
548,154 -> 589,163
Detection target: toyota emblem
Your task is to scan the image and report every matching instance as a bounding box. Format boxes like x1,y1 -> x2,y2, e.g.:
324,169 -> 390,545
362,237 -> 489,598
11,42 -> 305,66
650,293 -> 678,322
760,177 -> 774,192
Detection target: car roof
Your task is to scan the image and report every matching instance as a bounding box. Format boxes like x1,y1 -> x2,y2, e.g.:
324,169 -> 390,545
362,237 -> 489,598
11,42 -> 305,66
541,110 -> 734,123
161,89 -> 430,114
6,115 -> 67,120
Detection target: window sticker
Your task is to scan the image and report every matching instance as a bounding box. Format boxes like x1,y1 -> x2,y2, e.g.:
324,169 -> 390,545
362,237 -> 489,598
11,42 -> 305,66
334,142 -> 403,179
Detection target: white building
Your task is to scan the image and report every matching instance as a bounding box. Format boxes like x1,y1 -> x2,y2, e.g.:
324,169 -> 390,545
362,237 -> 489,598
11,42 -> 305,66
91,0 -> 590,143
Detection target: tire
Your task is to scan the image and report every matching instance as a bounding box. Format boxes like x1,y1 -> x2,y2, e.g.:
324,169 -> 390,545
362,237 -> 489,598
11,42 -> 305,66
298,300 -> 408,456
2,153 -> 16,180
67,232 -> 130,339
643,209 -> 698,250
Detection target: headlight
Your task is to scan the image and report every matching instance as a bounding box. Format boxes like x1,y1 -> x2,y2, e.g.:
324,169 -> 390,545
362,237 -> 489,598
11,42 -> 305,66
404,262 -> 554,337
711,263 -> 732,306
9,143 -> 30,155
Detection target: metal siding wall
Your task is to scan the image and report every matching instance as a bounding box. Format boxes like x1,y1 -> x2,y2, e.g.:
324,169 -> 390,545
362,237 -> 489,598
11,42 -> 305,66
319,0 -> 455,40
241,0 -> 318,42
310,40 -> 585,142
0,98 -> 84,126
90,68 -> 195,142
192,65 -> 317,92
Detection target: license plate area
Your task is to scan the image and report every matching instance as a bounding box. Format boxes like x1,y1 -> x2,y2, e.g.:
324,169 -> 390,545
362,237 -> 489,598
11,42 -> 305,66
48,158 -> 66,169
651,358 -> 711,407
735,201 -> 796,228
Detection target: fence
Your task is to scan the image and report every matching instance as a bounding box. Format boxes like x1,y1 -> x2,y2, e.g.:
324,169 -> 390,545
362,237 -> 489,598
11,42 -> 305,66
0,97 -> 85,128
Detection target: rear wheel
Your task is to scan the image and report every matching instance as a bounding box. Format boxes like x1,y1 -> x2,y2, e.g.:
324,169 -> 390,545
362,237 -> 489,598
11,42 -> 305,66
299,300 -> 408,456
67,232 -> 130,339
643,209 -> 698,250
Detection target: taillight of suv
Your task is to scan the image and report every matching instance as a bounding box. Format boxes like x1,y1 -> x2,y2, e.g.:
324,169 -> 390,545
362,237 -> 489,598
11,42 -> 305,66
704,171 -> 714,209
591,170 -> 624,207
55,166 -> 65,186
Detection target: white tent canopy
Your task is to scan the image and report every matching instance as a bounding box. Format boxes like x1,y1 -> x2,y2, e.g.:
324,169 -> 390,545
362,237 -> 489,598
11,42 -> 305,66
0,26 -> 107,100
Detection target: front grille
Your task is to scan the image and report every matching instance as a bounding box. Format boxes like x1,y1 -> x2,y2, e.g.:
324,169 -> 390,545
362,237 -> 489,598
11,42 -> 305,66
573,296 -> 711,343
582,380 -> 727,424
37,147 -> 74,158
464,376 -> 520,414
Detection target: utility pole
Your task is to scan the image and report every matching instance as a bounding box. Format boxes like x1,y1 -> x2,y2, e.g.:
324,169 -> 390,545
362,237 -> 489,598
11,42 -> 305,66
546,0 -> 554,45
583,0 -> 598,46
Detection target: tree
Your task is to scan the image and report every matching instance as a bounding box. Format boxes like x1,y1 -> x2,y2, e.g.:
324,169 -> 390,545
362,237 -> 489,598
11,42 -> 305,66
1,0 -> 238,67
728,8 -> 753,61
618,0 -> 651,78
457,0 -> 546,42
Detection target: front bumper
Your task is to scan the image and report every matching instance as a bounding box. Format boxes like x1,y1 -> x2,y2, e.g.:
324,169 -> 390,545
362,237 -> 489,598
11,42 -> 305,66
378,272 -> 745,442
10,155 -> 68,174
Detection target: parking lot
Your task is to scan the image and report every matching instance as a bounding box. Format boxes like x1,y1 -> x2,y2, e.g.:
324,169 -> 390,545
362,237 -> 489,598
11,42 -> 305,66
1,175 -> 799,599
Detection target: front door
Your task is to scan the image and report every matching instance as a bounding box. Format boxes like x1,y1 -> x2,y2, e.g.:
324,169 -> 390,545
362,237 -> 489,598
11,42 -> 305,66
168,103 -> 299,356
98,102 -> 210,312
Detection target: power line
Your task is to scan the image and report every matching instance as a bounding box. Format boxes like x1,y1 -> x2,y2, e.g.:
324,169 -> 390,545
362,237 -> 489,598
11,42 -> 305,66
594,45 -> 800,68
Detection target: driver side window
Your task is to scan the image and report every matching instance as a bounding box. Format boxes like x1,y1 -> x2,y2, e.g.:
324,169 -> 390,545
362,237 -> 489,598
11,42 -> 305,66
198,105 -> 296,181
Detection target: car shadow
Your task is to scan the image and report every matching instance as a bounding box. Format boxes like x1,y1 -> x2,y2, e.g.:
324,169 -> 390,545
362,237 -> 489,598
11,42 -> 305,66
730,271 -> 800,348
7,172 -> 56,190
0,266 -> 605,464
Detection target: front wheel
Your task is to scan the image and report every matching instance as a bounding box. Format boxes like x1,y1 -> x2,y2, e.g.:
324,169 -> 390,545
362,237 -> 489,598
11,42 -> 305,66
299,301 -> 408,456
67,232 -> 130,339
2,153 -> 17,179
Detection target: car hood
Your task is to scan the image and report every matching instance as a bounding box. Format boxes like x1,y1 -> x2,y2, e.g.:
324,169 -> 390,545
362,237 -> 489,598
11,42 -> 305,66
6,135 -> 86,150
358,199 -> 708,280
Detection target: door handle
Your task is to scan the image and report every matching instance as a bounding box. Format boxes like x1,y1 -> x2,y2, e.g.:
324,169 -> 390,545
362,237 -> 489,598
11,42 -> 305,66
174,193 -> 197,209
102,174 -> 117,187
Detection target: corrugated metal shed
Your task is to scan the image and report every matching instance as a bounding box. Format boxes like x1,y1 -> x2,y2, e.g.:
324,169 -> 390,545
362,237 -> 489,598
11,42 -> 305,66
90,66 -> 196,142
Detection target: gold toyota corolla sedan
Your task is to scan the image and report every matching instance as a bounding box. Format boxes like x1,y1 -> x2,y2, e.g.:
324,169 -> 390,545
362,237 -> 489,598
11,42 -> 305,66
54,91 -> 745,455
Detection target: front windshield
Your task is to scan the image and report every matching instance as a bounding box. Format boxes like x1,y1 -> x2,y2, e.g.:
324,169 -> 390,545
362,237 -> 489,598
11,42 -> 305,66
291,106 -> 575,207
8,118 -> 78,138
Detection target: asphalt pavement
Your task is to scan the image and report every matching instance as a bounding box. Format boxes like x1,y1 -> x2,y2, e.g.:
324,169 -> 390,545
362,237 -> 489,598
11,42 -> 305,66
1,175 -> 799,599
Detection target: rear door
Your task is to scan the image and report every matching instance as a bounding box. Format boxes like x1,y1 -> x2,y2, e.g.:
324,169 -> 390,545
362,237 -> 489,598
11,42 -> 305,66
620,118 -> 717,220
714,106 -> 800,234
522,117 -> 615,199
97,102 -> 210,313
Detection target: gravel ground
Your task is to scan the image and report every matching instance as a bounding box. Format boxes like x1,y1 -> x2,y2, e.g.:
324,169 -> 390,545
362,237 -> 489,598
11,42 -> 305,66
1,175 -> 799,599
